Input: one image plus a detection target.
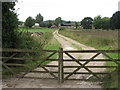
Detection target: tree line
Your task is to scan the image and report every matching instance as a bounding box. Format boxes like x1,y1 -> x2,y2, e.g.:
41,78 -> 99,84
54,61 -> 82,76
81,12 -> 120,30
23,15 -> 62,28
22,11 -> 120,30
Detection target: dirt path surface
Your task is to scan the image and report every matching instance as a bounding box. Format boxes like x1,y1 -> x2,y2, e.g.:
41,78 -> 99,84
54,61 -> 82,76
2,31 -> 105,88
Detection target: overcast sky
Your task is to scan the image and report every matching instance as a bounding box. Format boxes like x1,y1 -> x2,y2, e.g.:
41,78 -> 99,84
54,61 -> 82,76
15,0 -> 120,22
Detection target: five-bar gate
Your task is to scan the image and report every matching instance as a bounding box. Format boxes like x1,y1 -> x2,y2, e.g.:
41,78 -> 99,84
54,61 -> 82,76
1,48 -> 120,83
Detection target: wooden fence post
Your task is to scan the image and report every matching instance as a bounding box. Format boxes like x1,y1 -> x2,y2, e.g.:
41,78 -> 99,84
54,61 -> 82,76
118,64 -> 120,89
58,48 -> 64,83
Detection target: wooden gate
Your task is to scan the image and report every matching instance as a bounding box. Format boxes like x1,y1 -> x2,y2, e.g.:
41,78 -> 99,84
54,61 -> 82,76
1,48 -> 60,81
1,48 -> 120,83
58,49 -> 120,83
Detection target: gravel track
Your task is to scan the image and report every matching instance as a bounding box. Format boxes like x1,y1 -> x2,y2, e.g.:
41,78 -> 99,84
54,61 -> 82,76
2,31 -> 105,88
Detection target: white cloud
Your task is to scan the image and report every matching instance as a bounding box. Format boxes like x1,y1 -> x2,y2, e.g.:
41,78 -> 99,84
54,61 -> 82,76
15,0 -> 120,21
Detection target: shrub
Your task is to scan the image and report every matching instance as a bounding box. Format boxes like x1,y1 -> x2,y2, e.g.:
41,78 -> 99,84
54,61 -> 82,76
59,27 -> 66,30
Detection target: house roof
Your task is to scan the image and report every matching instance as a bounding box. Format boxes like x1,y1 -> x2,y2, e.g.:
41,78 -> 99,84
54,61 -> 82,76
62,22 -> 74,26
50,25 -> 58,28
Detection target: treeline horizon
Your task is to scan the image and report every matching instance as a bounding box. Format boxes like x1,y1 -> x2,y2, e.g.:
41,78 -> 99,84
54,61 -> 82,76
19,11 -> 120,30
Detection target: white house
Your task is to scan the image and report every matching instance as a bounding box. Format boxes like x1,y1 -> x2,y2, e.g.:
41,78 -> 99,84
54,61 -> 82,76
33,23 -> 39,27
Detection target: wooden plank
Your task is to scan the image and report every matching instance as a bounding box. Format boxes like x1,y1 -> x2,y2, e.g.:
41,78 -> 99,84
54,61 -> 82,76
1,48 -> 58,53
63,78 -> 87,81
5,64 -> 26,66
43,65 -> 58,67
63,66 -> 118,68
64,50 -> 119,53
63,59 -> 120,62
1,48 -> 119,53
24,77 -> 56,79
4,56 -> 119,62
63,72 -> 109,74
30,71 -> 58,73
10,70 -> 58,73
1,57 -> 59,61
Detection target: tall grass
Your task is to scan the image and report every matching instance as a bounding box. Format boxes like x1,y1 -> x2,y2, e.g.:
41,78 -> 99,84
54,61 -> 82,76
59,30 -> 119,89
59,31 -> 118,50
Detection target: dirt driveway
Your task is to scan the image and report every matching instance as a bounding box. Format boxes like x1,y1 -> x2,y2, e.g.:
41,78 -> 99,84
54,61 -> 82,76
2,31 -> 105,88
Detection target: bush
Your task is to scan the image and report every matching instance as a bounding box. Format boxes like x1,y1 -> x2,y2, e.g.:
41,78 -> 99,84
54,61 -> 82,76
59,27 -> 66,30
3,31 -> 53,64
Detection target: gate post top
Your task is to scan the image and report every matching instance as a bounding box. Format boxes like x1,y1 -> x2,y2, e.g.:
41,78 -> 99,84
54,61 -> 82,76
59,48 -> 63,50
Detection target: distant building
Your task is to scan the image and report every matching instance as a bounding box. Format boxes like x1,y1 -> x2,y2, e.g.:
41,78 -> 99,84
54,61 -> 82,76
62,23 -> 74,29
50,25 -> 58,28
32,23 -> 39,27
22,23 -> 25,26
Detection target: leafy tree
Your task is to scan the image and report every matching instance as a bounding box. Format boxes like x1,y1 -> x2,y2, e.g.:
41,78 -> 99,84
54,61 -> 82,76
2,2 -> 22,64
47,20 -> 52,28
110,11 -> 120,29
55,17 -> 62,27
93,16 -> 110,29
66,21 -> 71,23
18,21 -> 23,25
40,22 -> 47,27
74,22 -> 79,29
35,13 -> 43,26
81,17 -> 93,29
101,17 -> 110,29
25,16 -> 35,28
2,2 -> 18,48
93,15 -> 102,29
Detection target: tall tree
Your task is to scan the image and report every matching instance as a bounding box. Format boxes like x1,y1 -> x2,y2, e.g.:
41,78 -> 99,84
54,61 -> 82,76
101,17 -> 110,29
35,13 -> 43,26
74,22 -> 79,29
81,17 -> 93,29
110,11 -> 120,29
93,15 -> 110,29
93,15 -> 102,29
47,20 -> 53,28
25,16 -> 35,28
2,2 -> 18,48
55,17 -> 62,27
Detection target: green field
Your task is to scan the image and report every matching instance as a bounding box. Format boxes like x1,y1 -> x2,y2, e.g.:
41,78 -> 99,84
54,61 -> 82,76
19,28 -> 54,33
